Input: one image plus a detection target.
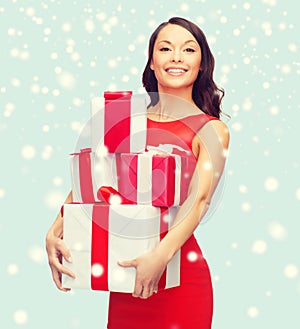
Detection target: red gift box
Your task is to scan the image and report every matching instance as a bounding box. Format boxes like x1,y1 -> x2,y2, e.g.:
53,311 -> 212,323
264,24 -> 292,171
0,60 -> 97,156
90,91 -> 147,153
115,152 -> 187,207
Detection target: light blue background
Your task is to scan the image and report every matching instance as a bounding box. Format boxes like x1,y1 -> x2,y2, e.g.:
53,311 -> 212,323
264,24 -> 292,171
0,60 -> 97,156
1,0 -> 299,328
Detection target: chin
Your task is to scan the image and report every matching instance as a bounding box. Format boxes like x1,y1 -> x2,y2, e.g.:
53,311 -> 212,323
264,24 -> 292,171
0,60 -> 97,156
160,82 -> 193,92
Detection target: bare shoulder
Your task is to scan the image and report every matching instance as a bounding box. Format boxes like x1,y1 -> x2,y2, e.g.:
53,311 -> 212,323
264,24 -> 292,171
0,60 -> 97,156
198,119 -> 230,149
211,119 -> 230,145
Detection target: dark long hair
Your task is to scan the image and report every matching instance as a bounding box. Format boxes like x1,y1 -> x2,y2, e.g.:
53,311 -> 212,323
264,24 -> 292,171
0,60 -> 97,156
142,17 -> 224,118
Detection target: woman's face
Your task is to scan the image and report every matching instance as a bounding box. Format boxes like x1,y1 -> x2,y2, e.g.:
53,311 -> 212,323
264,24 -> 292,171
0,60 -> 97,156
150,24 -> 202,94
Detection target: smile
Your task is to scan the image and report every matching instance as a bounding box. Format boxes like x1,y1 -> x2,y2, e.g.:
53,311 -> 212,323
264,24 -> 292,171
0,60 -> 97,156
165,68 -> 187,76
166,68 -> 187,73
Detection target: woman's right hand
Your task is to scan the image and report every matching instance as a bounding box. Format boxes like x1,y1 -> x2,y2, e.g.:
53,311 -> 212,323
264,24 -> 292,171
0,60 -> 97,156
45,191 -> 75,291
46,228 -> 75,292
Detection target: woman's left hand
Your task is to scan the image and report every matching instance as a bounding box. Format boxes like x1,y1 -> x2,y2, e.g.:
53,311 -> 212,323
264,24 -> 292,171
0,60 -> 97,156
118,249 -> 168,299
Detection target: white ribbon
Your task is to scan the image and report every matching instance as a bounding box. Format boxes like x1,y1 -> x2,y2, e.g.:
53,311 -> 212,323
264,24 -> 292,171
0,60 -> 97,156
129,95 -> 147,153
173,155 -> 182,206
70,153 -> 82,203
93,152 -> 118,192
146,143 -> 190,155
108,205 -> 180,292
144,145 -> 184,206
90,97 -> 105,154
137,152 -> 153,204
62,203 -> 93,289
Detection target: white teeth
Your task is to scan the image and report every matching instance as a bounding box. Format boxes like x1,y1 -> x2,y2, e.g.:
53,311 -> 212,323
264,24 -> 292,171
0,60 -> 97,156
167,69 -> 186,73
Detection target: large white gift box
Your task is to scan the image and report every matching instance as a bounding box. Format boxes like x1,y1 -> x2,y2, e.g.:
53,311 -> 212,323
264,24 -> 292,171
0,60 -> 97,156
62,203 -> 181,293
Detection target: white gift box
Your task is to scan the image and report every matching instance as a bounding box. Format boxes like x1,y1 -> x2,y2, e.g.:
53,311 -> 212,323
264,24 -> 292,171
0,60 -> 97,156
62,203 -> 181,293
70,148 -> 117,203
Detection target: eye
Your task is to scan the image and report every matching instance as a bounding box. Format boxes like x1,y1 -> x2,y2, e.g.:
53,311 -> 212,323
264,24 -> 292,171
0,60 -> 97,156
159,47 -> 171,52
185,48 -> 196,53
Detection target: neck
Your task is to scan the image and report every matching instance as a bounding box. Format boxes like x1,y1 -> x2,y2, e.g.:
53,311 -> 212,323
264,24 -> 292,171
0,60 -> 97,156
151,87 -> 196,120
159,85 -> 194,104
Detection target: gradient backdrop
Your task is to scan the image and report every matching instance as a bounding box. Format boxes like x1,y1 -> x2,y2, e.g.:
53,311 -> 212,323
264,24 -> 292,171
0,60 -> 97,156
1,0 -> 299,328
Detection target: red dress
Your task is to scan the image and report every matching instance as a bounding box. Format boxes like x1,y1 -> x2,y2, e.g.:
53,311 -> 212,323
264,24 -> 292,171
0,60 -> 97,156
107,114 -> 218,329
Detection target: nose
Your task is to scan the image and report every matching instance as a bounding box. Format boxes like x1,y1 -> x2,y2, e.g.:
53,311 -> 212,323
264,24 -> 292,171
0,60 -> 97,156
171,50 -> 183,63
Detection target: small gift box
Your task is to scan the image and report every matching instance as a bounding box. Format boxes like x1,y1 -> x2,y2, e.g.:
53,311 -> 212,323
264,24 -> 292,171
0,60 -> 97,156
62,203 -> 181,292
90,91 -> 147,153
70,148 -> 117,203
115,151 -> 187,207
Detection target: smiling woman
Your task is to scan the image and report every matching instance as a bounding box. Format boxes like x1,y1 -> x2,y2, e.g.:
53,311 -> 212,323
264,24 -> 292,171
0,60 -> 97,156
106,17 -> 230,329
150,24 -> 202,100
45,16 -> 229,329
143,16 -> 224,119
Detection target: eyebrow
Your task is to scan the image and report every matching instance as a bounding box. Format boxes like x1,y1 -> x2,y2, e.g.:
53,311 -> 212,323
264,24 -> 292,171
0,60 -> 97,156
157,39 -> 198,45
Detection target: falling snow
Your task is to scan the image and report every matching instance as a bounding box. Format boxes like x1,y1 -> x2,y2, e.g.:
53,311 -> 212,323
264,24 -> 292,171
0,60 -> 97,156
284,264 -> 299,279
251,240 -> 267,254
268,222 -> 287,241
91,263 -> 104,277
44,191 -> 65,209
1,1 -> 299,328
187,251 -> 198,262
13,310 -> 28,325
28,246 -> 46,264
0,188 -> 6,198
264,177 -> 279,192
247,306 -> 259,318
7,263 -> 19,275
21,145 -> 36,159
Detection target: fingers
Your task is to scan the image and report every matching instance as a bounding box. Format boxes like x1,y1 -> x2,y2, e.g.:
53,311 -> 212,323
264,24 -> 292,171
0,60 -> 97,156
50,255 -> 75,279
50,266 -> 71,292
140,285 -> 151,299
49,258 -> 75,291
118,258 -> 158,299
118,259 -> 150,298
56,238 -> 72,263
132,282 -> 144,298
132,280 -> 159,299
49,241 -> 75,277
47,236 -> 75,291
117,259 -> 137,268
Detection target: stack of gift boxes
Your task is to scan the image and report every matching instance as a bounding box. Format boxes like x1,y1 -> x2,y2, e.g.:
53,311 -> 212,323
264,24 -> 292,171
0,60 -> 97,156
62,91 -> 188,293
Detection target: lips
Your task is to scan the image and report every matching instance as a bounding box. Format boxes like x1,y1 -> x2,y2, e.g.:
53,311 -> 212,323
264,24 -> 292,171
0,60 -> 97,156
165,67 -> 187,73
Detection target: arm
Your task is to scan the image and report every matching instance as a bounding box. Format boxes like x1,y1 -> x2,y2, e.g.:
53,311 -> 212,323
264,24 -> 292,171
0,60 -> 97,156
156,120 -> 230,260
119,120 -> 230,298
45,191 -> 75,291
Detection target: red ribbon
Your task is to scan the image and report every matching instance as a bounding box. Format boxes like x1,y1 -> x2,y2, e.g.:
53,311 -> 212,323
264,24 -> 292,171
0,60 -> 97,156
90,204 -> 170,291
78,148 -> 95,203
97,186 -> 134,204
104,91 -> 132,153
91,205 -> 109,291
104,91 -> 132,100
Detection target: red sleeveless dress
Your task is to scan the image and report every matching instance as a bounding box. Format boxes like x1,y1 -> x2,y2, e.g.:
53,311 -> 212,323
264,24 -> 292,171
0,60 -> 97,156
107,114 -> 218,329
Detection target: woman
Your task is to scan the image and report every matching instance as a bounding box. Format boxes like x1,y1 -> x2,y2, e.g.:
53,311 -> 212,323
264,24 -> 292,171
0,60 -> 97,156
46,17 -> 229,329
